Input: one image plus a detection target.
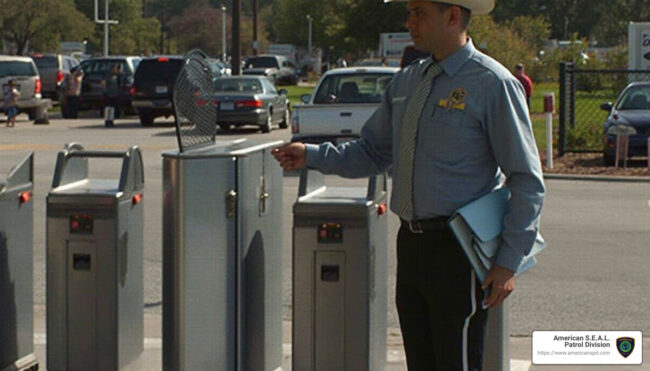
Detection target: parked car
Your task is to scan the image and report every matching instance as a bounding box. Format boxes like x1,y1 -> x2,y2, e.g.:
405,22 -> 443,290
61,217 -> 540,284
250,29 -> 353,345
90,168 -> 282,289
132,56 -> 184,126
291,67 -> 398,144
78,56 -> 142,116
31,53 -> 79,103
601,81 -> 650,166
354,58 -> 401,68
210,76 -> 290,133
133,55 -> 225,126
243,55 -> 298,85
214,59 -> 232,76
0,55 -> 46,120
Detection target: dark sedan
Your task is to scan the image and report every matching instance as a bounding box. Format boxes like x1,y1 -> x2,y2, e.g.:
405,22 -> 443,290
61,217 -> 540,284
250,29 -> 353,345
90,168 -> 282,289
601,82 -> 650,165
210,76 -> 290,133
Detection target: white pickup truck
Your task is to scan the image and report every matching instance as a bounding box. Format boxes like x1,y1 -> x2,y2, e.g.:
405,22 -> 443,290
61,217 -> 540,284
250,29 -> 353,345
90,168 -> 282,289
291,66 -> 398,144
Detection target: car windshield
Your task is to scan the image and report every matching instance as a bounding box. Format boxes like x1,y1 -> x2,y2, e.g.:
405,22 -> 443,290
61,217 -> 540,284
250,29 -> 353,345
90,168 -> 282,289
214,78 -> 263,93
244,57 -> 279,69
313,73 -> 395,104
0,61 -> 37,77
32,56 -> 58,69
617,85 -> 650,110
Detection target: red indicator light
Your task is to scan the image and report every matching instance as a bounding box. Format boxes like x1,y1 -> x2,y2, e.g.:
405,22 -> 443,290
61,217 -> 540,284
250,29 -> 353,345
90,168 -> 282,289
377,203 -> 387,215
132,193 -> 143,205
18,191 -> 32,204
157,57 -> 169,62
71,220 -> 80,230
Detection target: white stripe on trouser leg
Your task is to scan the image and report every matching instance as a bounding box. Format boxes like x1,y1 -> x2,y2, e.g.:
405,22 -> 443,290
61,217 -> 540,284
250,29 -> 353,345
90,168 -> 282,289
462,270 -> 478,371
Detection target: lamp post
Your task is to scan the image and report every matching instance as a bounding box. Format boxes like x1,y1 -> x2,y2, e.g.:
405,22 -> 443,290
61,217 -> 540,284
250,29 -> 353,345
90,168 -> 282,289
221,6 -> 227,62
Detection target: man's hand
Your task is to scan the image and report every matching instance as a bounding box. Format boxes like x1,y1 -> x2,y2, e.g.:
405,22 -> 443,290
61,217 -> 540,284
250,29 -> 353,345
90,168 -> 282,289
481,264 -> 515,308
272,142 -> 307,171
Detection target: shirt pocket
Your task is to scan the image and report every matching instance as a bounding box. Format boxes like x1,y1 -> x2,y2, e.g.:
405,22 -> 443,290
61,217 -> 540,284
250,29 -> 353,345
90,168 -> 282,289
428,106 -> 485,166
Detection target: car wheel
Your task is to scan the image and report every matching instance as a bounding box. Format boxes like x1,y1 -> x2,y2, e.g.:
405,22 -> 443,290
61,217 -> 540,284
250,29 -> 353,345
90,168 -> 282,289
139,114 -> 155,126
219,124 -> 231,131
603,153 -> 615,166
279,106 -> 290,129
262,111 -> 272,133
27,109 -> 36,120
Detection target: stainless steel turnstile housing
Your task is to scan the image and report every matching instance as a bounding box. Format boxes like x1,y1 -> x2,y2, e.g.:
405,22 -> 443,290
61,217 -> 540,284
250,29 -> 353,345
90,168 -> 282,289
293,170 -> 388,371
46,143 -> 145,371
162,140 -> 284,371
0,154 -> 38,371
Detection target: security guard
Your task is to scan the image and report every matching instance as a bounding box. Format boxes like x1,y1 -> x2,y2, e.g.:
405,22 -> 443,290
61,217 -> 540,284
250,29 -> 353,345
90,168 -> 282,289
273,0 -> 545,369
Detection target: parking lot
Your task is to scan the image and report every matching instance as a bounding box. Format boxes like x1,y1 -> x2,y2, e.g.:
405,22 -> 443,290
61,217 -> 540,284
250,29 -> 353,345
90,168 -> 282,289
2,114 -> 650,370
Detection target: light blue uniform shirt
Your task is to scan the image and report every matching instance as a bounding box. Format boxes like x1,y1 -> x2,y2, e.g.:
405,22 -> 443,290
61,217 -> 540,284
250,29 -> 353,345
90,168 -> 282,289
305,39 -> 545,272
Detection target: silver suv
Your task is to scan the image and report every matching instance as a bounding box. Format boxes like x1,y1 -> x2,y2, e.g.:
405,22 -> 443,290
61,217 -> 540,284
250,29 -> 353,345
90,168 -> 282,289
31,53 -> 79,102
0,55 -> 45,119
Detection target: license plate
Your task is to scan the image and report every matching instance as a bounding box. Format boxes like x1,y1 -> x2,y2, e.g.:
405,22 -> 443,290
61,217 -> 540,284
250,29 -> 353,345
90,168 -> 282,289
220,102 -> 234,110
155,86 -> 168,94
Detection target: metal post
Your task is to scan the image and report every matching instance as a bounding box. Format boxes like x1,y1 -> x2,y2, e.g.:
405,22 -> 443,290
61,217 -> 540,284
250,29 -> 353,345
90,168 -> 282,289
222,6 -> 227,62
252,0 -> 258,55
558,62 -> 567,156
232,0 -> 241,75
94,0 -> 118,57
307,15 -> 313,61
104,0 -> 109,56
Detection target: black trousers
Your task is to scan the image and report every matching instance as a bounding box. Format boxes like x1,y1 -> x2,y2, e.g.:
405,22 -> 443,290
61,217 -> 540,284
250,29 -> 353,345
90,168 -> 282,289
396,224 -> 488,371
66,96 -> 80,118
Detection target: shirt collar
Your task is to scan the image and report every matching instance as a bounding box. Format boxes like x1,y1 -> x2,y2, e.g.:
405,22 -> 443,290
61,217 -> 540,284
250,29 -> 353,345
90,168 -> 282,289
423,38 -> 476,77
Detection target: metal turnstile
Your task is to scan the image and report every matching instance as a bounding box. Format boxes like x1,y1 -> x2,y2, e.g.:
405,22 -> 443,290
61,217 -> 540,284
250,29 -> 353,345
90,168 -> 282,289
0,154 -> 38,371
162,139 -> 284,371
292,169 -> 388,371
483,301 -> 510,370
46,143 -> 145,371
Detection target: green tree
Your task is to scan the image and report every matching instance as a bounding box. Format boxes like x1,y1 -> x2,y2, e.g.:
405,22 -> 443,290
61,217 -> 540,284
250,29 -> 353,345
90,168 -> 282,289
0,0 -> 94,54
108,0 -> 161,55
506,16 -> 551,54
469,15 -> 533,77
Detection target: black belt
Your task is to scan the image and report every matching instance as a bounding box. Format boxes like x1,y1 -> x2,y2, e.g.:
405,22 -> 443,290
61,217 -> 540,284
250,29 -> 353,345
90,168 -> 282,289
401,216 -> 451,233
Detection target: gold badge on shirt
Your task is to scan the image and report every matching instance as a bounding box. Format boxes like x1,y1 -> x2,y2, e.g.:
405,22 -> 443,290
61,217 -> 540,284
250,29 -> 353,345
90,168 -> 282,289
438,88 -> 467,112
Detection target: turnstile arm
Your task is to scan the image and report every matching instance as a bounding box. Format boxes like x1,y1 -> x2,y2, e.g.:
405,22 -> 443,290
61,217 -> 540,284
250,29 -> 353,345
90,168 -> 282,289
0,152 -> 33,196
51,143 -> 145,193
298,168 -> 387,203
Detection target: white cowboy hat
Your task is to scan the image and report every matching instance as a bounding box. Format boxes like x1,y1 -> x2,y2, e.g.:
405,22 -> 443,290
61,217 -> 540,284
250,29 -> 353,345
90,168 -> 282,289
383,0 -> 495,15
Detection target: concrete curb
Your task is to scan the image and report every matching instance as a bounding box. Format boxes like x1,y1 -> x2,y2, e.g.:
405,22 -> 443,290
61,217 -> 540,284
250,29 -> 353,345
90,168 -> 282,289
543,173 -> 650,183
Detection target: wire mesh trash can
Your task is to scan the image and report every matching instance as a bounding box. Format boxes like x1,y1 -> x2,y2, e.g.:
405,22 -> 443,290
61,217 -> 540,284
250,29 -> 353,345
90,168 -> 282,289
46,143 -> 145,371
292,169 -> 388,371
162,139 -> 284,371
0,153 -> 38,371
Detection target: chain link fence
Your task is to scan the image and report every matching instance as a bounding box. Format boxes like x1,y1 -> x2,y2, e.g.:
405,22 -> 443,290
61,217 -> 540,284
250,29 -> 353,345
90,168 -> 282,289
558,62 -> 650,155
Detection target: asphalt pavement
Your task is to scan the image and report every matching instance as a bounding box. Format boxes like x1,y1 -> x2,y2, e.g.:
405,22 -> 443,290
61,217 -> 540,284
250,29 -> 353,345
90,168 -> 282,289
1,113 -> 649,370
